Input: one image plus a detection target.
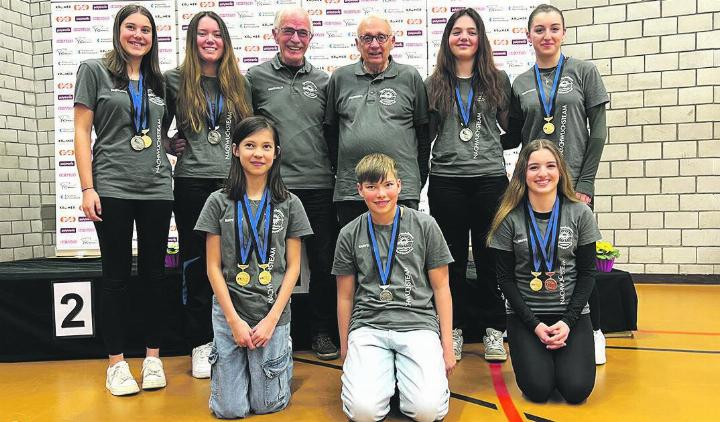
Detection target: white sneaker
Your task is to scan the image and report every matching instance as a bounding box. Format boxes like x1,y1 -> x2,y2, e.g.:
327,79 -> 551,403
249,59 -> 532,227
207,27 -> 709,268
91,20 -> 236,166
106,361 -> 140,396
141,357 -> 167,390
483,328 -> 507,361
594,329 -> 607,365
192,342 -> 212,379
452,328 -> 463,361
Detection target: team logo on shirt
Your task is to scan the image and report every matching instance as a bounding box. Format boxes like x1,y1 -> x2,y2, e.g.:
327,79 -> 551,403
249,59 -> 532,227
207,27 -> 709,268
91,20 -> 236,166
379,88 -> 397,106
148,93 -> 165,106
271,209 -> 285,233
302,81 -> 319,99
558,226 -> 573,250
557,76 -> 574,94
396,232 -> 414,255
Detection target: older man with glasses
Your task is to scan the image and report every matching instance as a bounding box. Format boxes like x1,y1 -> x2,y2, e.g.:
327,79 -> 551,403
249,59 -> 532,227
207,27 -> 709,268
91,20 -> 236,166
324,13 -> 431,228
246,6 -> 340,361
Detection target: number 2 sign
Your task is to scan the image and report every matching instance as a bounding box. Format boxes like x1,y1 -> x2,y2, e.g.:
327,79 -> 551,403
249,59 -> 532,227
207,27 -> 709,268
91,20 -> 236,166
52,281 -> 94,337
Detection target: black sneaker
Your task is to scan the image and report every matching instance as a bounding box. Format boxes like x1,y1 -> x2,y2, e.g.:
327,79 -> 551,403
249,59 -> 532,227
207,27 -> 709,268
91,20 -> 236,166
312,334 -> 339,360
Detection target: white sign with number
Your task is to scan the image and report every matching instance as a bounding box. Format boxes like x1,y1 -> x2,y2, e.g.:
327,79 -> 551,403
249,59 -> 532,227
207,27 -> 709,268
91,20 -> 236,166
53,281 -> 94,337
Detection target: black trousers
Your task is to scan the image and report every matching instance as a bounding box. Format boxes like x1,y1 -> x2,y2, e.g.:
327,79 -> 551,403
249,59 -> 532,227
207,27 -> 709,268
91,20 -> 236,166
291,189 -> 339,336
174,177 -> 224,348
507,314 -> 595,404
584,201 -> 601,331
336,199 -> 419,229
428,175 -> 507,332
94,197 -> 173,355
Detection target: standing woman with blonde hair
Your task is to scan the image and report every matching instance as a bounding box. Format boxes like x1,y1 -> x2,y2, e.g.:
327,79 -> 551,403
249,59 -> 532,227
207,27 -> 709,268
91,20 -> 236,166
487,139 -> 599,404
163,11 -> 252,378
74,4 -> 172,395
503,3 -> 609,364
425,7 -> 510,362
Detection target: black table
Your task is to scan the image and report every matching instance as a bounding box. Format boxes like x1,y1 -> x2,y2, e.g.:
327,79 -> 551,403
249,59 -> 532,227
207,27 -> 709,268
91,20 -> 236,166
595,269 -> 638,333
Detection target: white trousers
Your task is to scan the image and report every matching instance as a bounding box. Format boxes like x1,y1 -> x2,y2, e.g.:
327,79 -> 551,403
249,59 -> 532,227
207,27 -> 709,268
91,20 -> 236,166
341,327 -> 450,422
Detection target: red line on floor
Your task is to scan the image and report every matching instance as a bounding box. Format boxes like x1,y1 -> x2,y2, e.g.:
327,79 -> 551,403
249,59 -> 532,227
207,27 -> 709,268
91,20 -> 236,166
489,363 -> 524,422
637,329 -> 720,336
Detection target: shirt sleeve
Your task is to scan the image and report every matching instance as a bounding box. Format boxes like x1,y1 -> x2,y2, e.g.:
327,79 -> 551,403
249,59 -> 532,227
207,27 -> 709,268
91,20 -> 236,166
323,72 -> 339,127
412,70 -> 430,127
561,242 -> 596,328
332,226 -> 356,276
286,195 -> 314,239
582,61 -> 610,110
502,83 -> 524,150
74,61 -> 98,110
194,193 -> 223,236
488,216 -> 514,252
494,248 -> 540,330
577,204 -> 602,246
575,104 -> 607,197
424,216 -> 454,270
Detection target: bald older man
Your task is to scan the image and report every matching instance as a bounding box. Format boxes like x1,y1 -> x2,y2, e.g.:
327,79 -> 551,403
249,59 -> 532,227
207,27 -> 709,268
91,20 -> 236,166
246,7 -> 339,360
324,14 -> 431,228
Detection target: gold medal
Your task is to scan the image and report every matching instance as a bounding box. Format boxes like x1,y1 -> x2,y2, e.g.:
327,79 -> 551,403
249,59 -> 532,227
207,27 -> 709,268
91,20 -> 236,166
530,271 -> 543,292
142,135 -> 152,148
542,117 -> 555,135
258,264 -> 271,285
236,264 -> 250,286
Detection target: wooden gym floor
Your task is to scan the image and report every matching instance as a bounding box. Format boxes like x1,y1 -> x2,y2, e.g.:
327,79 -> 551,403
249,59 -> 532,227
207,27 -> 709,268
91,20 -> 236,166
3,283 -> 719,422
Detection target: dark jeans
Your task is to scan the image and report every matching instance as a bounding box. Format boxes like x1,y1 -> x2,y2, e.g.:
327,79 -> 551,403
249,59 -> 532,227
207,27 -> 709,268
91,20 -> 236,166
174,177 -> 224,348
507,314 -> 595,404
94,197 -> 173,355
428,175 -> 507,333
336,199 -> 419,229
291,189 -> 339,337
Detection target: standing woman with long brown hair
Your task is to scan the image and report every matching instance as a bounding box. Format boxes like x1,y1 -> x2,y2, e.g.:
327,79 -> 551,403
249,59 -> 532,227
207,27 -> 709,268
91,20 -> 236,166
425,7 -> 510,362
503,3 -> 609,365
487,140 -> 599,404
163,11 -> 252,379
74,5 -> 172,395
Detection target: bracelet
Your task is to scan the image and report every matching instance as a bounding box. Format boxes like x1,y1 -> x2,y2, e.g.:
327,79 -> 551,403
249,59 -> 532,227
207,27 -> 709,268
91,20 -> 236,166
81,186 -> 94,192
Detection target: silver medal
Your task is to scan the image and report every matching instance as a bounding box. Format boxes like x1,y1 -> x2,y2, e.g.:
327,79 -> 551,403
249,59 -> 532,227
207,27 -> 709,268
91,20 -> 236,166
459,127 -> 473,142
379,287 -> 393,302
130,135 -> 145,151
208,129 -> 221,145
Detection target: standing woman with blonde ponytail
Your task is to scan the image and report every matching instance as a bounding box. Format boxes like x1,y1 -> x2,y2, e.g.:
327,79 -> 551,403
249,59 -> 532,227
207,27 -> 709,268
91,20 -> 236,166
74,4 -> 172,396
163,11 -> 252,379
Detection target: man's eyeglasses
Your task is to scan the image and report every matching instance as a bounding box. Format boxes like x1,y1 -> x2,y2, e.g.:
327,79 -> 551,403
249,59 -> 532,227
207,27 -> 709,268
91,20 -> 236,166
358,34 -> 390,45
278,27 -> 312,39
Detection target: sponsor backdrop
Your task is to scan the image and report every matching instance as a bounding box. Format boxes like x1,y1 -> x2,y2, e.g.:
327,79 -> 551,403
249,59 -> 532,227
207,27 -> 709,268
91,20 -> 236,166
52,0 -> 537,254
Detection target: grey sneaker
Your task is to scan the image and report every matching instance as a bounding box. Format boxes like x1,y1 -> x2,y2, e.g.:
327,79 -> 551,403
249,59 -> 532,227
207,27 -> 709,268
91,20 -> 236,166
452,328 -> 463,361
483,328 -> 507,361
106,361 -> 140,396
312,334 -> 339,360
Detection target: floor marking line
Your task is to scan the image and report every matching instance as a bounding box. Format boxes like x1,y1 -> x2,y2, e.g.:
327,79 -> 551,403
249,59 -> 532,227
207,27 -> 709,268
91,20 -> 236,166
525,413 -> 556,422
607,346 -> 720,354
636,329 -> 720,336
489,363 -> 524,422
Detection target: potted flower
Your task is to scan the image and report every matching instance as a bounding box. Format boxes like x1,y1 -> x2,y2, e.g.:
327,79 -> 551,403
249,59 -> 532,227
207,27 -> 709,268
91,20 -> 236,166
595,240 -> 620,272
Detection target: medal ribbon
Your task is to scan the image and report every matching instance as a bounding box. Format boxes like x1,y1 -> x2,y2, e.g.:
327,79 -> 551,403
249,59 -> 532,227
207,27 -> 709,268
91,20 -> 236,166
243,189 -> 272,265
234,201 -> 253,265
127,74 -> 148,135
527,197 -> 560,273
367,207 -> 401,287
205,88 -> 224,130
454,85 -> 474,127
533,54 -> 565,120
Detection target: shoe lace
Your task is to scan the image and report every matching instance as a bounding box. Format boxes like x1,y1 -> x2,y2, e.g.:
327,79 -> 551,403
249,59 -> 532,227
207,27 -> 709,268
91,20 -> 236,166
198,344 -> 212,359
111,365 -> 134,384
144,362 -> 162,378
486,334 -> 503,350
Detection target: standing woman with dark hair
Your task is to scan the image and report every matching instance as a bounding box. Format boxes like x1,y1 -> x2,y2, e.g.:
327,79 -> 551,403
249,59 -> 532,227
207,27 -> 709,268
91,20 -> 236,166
425,7 -> 511,362
503,4 -> 610,365
163,11 -> 252,379
487,139 -> 600,404
74,5 -> 172,395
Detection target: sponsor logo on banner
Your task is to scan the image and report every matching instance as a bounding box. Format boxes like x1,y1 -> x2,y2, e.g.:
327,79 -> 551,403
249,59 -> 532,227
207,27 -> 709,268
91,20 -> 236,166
92,4 -> 108,10
243,57 -> 259,63
407,30 -> 422,36
431,18 -> 447,24
60,228 -> 77,234
326,9 -> 341,15
59,161 -> 76,167
512,39 -> 528,45
56,27 -> 71,33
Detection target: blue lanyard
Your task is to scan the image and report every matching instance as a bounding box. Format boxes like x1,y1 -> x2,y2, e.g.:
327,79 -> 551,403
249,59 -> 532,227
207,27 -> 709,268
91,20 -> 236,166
527,197 -> 560,272
243,190 -> 271,264
367,207 -> 400,286
534,54 -> 565,118
454,85 -> 473,127
127,73 -> 147,133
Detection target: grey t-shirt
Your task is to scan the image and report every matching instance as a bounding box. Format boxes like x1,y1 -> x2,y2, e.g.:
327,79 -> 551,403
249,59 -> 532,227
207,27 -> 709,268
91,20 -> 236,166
194,190 -> 313,326
332,206 -> 453,334
246,55 -> 333,190
489,199 -> 601,315
427,71 -> 511,177
164,68 -> 252,179
509,58 -> 609,195
74,59 -> 172,200
324,58 -> 429,202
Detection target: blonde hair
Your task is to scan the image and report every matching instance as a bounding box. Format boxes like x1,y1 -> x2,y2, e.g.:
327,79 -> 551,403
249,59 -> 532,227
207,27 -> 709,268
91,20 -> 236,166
487,140 -> 578,245
355,153 -> 398,184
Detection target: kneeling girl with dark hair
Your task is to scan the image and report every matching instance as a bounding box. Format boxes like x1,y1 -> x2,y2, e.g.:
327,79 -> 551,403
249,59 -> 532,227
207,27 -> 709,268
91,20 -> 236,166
194,116 -> 312,418
487,139 -> 599,404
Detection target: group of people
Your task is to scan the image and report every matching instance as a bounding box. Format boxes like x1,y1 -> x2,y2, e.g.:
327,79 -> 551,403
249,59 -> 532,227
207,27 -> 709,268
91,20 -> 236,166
74,3 -> 608,420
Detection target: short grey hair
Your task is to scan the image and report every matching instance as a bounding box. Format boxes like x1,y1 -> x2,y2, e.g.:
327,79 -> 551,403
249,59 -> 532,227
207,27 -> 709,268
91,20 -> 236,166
356,12 -> 392,37
273,6 -> 310,29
